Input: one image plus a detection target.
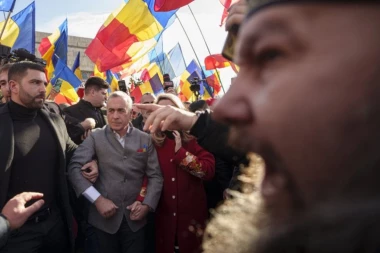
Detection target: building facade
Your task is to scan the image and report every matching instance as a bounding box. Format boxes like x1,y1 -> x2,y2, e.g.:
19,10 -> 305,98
35,31 -> 95,80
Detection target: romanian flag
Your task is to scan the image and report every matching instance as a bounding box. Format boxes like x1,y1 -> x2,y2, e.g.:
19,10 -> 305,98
38,19 -> 68,62
88,0 -> 176,72
178,60 -> 212,101
71,52 -> 82,80
106,70 -> 119,92
110,4 -> 176,74
179,60 -> 200,101
219,0 -> 240,26
120,37 -> 179,81
130,73 -> 163,102
47,56 -> 81,105
0,2 -> 35,53
0,0 -> 15,12
139,63 -> 164,95
167,43 -> 186,77
92,65 -> 119,93
93,64 -> 106,79
202,68 -> 222,96
38,19 -> 68,79
118,33 -> 164,78
150,53 -> 175,80
140,62 -> 164,83
204,54 -> 239,74
86,0 -> 170,72
154,0 -> 193,11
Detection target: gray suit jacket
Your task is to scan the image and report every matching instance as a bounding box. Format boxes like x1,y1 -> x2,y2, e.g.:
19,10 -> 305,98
68,124 -> 163,234
0,215 -> 9,249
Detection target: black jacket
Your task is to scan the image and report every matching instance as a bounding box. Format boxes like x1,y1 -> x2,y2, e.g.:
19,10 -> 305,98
0,104 -> 77,252
190,110 -> 248,190
63,99 -> 107,144
132,114 -> 144,131
190,110 -> 247,166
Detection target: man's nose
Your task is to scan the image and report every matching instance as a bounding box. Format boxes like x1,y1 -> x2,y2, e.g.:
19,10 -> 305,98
213,78 -> 254,125
39,84 -> 46,93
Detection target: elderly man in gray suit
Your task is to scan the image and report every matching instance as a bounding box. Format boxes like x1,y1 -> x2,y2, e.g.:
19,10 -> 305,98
68,91 -> 163,253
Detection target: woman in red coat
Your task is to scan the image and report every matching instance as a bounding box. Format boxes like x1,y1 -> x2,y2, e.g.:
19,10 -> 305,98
152,93 -> 215,253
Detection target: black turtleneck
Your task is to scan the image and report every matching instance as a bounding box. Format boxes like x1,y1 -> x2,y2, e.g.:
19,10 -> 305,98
7,100 -> 59,209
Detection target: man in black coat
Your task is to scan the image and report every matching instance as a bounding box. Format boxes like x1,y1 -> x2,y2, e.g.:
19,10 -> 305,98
0,62 -> 77,253
0,64 -> 11,106
63,77 -> 108,145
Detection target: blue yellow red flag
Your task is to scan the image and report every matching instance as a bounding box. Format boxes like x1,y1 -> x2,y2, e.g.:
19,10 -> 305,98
0,2 -> 35,53
48,56 -> 81,104
72,52 -> 82,80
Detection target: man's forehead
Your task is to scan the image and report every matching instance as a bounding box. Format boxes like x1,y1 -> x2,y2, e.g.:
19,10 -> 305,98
25,69 -> 47,78
0,71 -> 7,80
107,97 -> 127,107
246,0 -> 363,18
141,94 -> 154,101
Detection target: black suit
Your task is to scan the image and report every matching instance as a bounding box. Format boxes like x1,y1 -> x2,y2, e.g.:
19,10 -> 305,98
63,100 -> 107,145
0,104 -> 77,252
132,114 -> 144,131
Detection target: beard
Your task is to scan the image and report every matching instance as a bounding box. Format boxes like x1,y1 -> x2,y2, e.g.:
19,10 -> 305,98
228,126 -> 255,153
203,129 -> 308,253
19,88 -> 45,109
202,153 -> 269,253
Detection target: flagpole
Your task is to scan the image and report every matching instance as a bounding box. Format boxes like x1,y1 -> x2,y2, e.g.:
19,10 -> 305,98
187,5 -> 226,94
175,13 -> 208,85
153,33 -> 165,75
0,11 -> 13,42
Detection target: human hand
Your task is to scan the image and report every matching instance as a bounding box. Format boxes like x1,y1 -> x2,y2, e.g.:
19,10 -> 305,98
81,160 -> 98,183
134,104 -> 198,133
173,131 -> 182,153
81,118 -> 96,130
49,88 -> 59,100
81,129 -> 91,141
223,189 -> 230,200
225,0 -> 247,31
127,201 -> 150,221
95,196 -> 118,219
164,87 -> 177,95
1,192 -> 45,230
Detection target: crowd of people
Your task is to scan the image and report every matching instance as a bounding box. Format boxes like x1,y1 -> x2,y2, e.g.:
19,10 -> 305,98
0,60 -> 240,253
2,0 -> 380,253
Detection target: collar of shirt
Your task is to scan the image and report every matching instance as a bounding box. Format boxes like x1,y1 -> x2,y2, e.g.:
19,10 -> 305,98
113,125 -> 132,148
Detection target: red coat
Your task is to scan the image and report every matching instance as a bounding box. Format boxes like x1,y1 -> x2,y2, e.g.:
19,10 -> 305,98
155,138 -> 215,253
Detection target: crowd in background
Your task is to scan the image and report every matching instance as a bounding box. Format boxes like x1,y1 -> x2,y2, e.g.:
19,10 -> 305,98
0,60 -> 245,253
2,1 -> 380,253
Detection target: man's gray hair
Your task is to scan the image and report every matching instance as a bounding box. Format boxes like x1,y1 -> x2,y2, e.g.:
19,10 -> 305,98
108,91 -> 133,112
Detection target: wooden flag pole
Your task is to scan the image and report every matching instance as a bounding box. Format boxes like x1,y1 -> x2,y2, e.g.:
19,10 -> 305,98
187,5 -> 226,94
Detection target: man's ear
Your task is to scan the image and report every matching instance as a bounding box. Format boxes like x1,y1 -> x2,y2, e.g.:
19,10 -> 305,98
9,80 -> 18,94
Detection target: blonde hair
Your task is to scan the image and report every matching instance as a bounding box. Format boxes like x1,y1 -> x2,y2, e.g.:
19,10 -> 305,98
151,93 -> 194,146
